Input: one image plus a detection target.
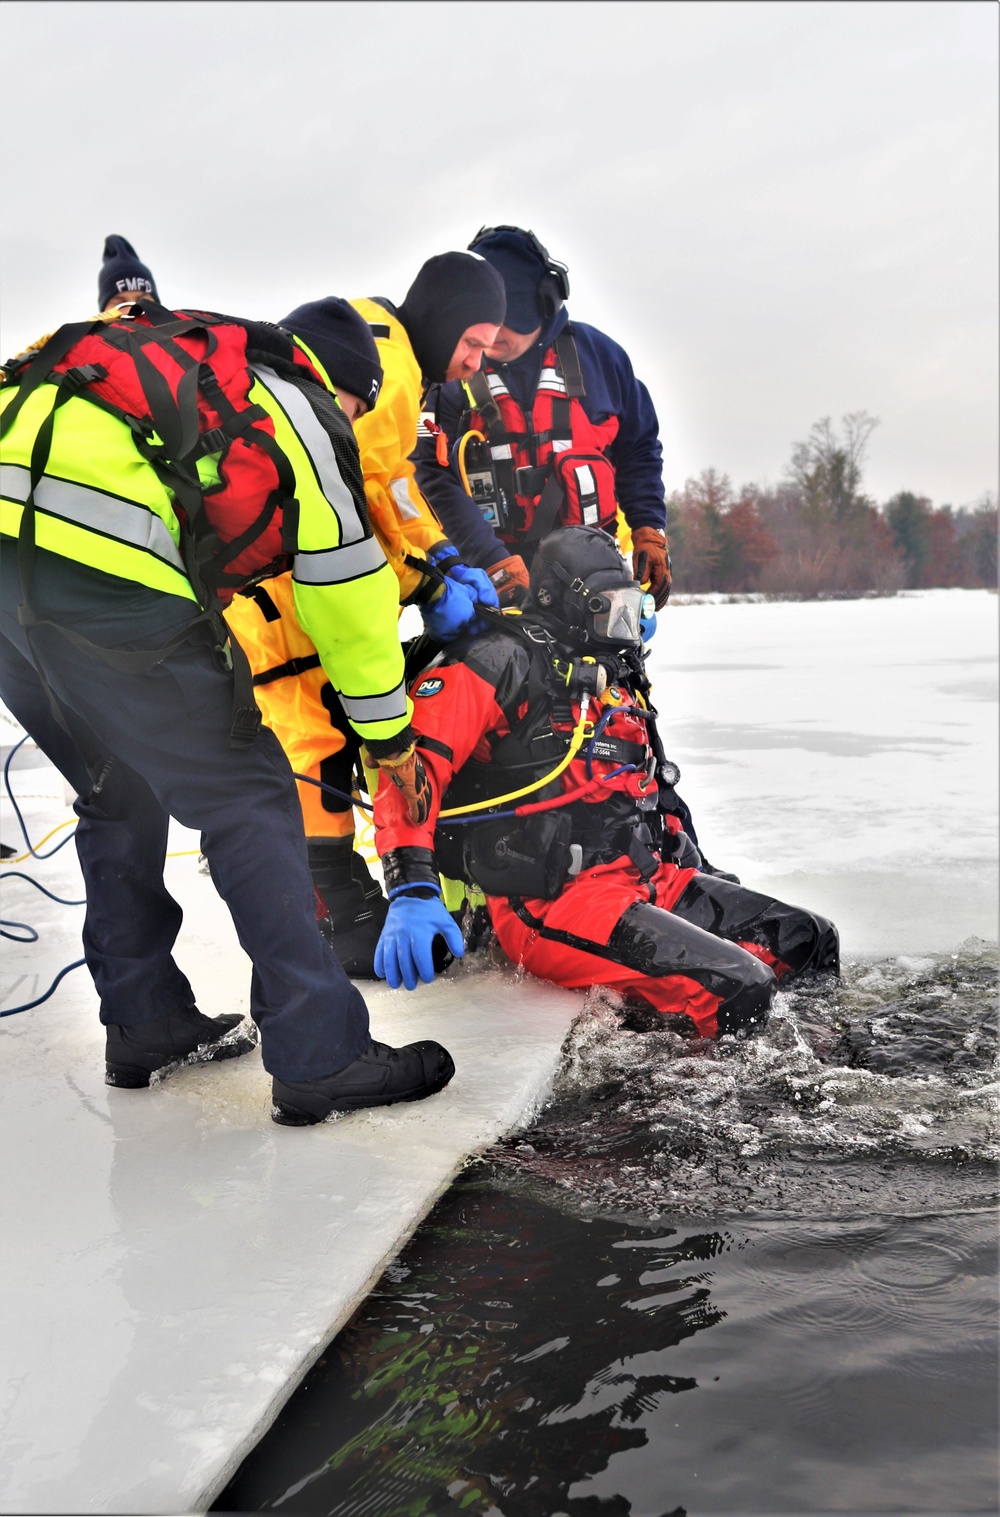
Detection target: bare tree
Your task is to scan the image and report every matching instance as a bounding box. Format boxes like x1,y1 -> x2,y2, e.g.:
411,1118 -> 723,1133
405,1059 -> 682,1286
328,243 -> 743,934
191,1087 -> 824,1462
789,411 -> 880,519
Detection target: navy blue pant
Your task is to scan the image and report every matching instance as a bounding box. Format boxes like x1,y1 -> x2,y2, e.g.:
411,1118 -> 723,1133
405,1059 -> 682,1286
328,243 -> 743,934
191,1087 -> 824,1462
0,545 -> 370,1081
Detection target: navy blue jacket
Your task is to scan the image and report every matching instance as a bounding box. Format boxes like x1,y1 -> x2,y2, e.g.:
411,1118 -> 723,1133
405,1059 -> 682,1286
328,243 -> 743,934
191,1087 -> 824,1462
414,306 -> 667,569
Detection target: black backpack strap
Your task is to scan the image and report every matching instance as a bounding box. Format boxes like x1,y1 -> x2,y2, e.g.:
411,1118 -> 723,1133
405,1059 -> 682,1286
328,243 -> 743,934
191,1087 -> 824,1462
522,470 -> 564,543
466,369 -> 505,435
0,319 -> 105,439
554,327 -> 586,399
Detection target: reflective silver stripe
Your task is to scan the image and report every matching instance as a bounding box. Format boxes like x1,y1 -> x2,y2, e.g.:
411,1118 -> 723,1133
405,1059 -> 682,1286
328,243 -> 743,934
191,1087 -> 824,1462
485,372 -> 509,397
251,365 -> 367,545
340,686 -> 409,723
490,443 -> 513,461
390,476 -> 422,521
539,368 -> 567,392
551,439 -> 572,453
0,463 -> 186,573
293,535 -> 386,584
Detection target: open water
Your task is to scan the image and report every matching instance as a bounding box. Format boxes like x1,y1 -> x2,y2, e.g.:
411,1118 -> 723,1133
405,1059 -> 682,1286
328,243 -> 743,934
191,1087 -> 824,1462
215,938 -> 998,1516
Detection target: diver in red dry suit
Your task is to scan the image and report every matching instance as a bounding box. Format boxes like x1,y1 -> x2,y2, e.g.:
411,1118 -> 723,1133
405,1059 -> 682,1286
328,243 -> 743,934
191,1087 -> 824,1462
372,526 -> 839,1038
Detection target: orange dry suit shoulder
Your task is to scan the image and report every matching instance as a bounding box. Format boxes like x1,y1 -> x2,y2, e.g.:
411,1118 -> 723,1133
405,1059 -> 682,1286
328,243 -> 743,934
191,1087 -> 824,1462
459,326 -> 620,546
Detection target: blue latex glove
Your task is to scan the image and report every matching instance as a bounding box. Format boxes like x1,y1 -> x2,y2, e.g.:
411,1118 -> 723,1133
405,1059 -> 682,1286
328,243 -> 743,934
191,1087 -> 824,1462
640,609 -> 658,643
375,890 -> 465,991
447,561 -> 500,610
419,576 -> 479,642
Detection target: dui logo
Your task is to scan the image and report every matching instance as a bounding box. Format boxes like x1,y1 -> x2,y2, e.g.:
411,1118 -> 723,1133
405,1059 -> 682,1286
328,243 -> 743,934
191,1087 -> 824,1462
414,676 -> 444,697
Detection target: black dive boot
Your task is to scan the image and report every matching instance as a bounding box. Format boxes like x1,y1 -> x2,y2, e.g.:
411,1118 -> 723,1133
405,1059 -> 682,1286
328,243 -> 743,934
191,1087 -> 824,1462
105,1007 -> 257,1088
309,838 -> 388,978
271,1038 -> 456,1125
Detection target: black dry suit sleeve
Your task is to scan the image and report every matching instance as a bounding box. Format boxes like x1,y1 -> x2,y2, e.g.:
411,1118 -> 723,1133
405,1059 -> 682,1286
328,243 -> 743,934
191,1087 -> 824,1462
382,846 -> 440,895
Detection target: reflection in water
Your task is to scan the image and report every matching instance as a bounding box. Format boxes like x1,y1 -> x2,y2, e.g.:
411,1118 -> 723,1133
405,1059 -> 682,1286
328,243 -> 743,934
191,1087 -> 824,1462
215,944 -> 998,1516
217,1190 -> 725,1515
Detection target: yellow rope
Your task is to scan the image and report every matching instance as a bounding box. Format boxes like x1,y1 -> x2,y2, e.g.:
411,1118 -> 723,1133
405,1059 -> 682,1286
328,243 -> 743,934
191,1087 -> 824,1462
438,694 -> 592,818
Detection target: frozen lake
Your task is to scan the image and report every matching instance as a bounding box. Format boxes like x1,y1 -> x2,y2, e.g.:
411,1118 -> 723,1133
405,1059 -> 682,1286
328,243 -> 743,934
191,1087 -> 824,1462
2,587 -> 997,1515
648,588 -> 998,954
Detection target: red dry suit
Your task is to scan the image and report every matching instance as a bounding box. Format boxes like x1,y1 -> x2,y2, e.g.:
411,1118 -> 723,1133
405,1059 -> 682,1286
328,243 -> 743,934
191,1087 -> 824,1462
374,619 -> 839,1038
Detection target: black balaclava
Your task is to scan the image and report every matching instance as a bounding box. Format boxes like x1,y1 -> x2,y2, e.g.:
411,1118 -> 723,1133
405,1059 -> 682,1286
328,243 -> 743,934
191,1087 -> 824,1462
395,252 -> 505,382
98,235 -> 159,310
279,297 -> 384,409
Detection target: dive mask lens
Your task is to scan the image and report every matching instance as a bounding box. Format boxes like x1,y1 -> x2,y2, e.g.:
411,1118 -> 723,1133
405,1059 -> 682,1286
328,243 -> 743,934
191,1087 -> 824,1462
590,585 -> 645,644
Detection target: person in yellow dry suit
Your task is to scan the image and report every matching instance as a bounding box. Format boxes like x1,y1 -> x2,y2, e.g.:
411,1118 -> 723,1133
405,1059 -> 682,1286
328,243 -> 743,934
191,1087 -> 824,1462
225,252 -> 507,975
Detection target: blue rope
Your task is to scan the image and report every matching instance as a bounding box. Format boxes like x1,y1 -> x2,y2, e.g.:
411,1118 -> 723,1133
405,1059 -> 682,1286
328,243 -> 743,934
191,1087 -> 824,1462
1,959 -> 87,1017
1,921 -> 39,943
292,771 -> 373,811
3,736 -> 78,858
1,737 -> 85,1012
1,871 -> 85,906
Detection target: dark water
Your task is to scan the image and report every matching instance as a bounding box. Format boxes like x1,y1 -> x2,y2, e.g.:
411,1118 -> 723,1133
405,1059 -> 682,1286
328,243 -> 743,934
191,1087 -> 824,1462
215,942 -> 999,1516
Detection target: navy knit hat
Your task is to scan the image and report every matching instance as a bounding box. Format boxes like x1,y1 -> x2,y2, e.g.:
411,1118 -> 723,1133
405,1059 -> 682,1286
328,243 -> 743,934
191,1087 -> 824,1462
469,227 -> 568,334
396,252 -> 506,382
279,297 -> 384,409
98,235 -> 159,310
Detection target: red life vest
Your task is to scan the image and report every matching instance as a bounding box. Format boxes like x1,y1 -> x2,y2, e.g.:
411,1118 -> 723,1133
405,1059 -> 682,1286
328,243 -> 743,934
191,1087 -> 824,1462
463,327 -> 620,545
1,305 -> 329,605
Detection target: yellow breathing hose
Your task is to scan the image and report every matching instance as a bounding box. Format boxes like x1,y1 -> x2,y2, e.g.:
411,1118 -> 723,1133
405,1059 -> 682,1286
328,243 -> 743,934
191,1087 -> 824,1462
457,429 -> 487,496
438,694 -> 592,818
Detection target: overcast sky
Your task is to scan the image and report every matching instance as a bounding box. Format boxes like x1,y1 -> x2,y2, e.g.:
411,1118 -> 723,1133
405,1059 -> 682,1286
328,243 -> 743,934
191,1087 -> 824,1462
1,0 -> 996,507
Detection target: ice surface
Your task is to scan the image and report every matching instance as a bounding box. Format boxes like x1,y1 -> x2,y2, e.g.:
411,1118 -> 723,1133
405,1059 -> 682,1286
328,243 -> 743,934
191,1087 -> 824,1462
1,588 -> 996,1514
646,589 -> 998,952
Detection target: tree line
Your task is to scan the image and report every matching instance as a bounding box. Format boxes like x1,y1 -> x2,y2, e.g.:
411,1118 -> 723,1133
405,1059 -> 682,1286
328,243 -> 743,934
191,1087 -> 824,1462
666,413 -> 997,596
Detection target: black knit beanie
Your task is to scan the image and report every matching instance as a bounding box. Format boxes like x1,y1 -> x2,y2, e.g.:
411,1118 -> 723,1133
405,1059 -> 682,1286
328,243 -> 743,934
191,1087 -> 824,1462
98,235 -> 160,310
396,252 -> 506,382
279,297 -> 384,409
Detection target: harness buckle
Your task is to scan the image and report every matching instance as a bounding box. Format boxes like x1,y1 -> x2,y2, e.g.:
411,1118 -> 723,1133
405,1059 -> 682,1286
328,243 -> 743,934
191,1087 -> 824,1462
58,362 -> 107,394
514,464 -> 549,498
230,706 -> 262,745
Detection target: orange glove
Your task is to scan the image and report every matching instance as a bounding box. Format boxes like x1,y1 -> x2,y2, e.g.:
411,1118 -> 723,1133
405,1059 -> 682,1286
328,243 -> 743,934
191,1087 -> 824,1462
368,745 -> 432,826
631,526 -> 672,609
488,553 -> 531,606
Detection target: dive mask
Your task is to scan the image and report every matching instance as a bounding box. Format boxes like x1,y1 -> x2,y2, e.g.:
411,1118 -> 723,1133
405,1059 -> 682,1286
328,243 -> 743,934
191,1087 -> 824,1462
586,586 -> 655,646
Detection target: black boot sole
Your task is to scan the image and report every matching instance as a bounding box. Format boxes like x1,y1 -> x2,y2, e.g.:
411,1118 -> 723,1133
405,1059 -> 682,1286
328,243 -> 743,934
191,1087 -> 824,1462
105,1027 -> 258,1089
271,1051 -> 456,1126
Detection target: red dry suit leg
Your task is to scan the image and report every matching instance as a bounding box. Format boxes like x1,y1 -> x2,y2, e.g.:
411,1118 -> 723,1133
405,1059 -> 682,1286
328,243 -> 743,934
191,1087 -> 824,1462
487,858 -> 839,1038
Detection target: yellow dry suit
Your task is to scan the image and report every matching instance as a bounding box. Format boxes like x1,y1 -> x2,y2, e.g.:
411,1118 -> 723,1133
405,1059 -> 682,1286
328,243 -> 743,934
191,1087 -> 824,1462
225,300 -> 449,839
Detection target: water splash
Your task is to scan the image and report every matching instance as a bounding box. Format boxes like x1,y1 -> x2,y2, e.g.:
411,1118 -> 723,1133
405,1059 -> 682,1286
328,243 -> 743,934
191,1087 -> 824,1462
490,939 -> 998,1221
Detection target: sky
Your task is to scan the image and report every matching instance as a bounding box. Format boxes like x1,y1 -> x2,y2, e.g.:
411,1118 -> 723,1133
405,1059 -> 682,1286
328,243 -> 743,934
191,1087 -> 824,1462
1,0 -> 996,508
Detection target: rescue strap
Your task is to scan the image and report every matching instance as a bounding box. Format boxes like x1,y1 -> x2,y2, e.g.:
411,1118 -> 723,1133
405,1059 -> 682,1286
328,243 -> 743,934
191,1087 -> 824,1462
252,652 -> 321,687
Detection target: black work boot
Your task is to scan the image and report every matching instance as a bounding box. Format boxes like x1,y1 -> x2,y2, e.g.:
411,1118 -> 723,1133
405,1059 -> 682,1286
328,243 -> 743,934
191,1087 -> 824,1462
309,837 -> 388,979
105,1007 -> 258,1088
351,849 -> 387,905
271,1039 -> 456,1125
